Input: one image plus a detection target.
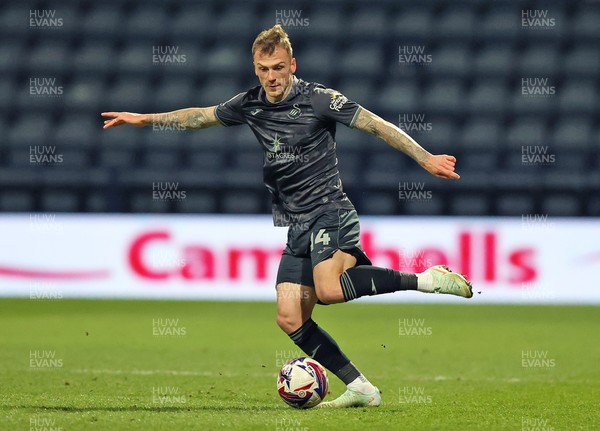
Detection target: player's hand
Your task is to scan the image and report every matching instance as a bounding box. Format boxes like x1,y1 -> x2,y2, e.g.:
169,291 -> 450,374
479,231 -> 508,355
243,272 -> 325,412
422,154 -> 460,179
101,112 -> 148,129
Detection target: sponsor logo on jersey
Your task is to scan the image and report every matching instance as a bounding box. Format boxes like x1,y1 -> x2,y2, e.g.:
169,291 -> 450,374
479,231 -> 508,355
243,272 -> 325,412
329,92 -> 348,111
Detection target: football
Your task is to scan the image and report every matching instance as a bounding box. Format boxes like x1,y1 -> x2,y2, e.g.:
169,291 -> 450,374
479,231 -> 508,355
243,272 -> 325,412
276,357 -> 329,409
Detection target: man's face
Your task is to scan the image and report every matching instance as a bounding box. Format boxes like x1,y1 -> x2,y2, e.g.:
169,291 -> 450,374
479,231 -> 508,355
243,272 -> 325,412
254,46 -> 296,103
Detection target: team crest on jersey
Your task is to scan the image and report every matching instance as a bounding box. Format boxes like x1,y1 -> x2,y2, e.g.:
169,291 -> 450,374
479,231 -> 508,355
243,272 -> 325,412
329,92 -> 348,111
287,104 -> 302,119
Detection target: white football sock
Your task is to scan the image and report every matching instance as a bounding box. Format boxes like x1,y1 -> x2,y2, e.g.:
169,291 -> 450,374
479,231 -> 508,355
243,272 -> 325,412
347,375 -> 377,394
416,271 -> 434,292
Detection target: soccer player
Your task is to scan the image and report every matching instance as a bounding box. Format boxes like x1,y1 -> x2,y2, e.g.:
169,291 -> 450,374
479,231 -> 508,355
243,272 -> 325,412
102,25 -> 472,408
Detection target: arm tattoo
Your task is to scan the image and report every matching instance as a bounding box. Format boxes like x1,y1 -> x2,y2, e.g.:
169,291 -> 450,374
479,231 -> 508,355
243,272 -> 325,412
149,107 -> 218,130
355,108 -> 430,165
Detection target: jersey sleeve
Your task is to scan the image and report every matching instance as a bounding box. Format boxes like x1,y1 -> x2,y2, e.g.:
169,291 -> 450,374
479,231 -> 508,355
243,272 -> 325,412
311,86 -> 362,128
214,92 -> 247,126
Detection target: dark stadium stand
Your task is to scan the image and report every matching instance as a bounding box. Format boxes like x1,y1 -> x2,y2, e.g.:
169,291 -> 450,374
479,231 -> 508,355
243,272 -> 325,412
1,0 -> 598,215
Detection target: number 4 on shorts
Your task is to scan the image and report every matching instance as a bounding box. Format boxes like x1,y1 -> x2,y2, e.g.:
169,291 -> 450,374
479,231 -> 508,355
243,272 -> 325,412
310,229 -> 331,251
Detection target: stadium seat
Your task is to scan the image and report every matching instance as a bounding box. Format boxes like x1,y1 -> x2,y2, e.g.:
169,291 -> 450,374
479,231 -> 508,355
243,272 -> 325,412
558,80 -> 597,115
40,190 -> 80,212
563,46 -> 600,78
450,193 -> 490,216
435,8 -> 476,41
466,80 -> 509,116
496,194 -> 536,216
222,191 -> 263,213
176,191 -> 218,214
361,192 -> 398,215
0,191 -> 34,212
542,195 -> 581,216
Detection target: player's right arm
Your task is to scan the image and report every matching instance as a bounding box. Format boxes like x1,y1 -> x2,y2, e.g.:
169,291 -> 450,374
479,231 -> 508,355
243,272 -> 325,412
101,107 -> 221,130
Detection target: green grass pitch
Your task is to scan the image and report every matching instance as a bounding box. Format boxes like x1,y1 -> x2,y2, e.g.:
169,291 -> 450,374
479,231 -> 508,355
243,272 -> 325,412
0,299 -> 598,430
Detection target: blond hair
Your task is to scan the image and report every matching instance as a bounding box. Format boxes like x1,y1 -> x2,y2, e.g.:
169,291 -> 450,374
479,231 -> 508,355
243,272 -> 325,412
252,24 -> 293,58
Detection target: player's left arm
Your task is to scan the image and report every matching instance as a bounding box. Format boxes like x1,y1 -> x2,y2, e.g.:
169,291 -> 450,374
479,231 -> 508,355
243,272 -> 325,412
353,107 -> 459,179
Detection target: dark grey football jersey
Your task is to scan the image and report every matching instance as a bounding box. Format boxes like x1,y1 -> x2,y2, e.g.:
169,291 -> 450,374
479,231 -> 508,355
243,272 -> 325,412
214,76 -> 362,226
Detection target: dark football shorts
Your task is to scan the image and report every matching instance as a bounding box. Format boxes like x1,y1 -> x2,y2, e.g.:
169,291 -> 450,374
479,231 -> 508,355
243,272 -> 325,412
275,209 -> 372,288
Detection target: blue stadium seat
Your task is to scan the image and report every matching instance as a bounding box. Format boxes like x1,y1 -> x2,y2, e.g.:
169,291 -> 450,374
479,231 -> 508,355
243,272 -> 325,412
466,80 -> 508,116
125,6 -> 169,39
558,80 -> 597,115
542,194 -> 581,216
563,46 -> 600,78
551,117 -> 592,150
339,45 -> 384,79
505,117 -> 547,149
153,78 -> 197,111
346,9 -> 388,39
72,43 -> 116,77
303,5 -> 345,40
403,199 -> 444,216
496,194 -> 535,216
361,193 -> 397,215
391,8 -> 433,39
422,80 -> 464,115
570,8 -> 600,41
40,191 -> 80,212
8,114 -> 53,147
222,191 -> 263,213
377,81 -> 420,115
105,78 -> 152,112
519,45 -> 560,77
0,191 -> 34,212
81,5 -> 125,39
53,114 -> 97,148
474,44 -> 516,78
215,7 -> 259,38
435,8 -> 476,41
64,79 -> 106,112
0,40 -> 25,74
428,45 -> 471,78
198,78 -> 242,106
168,6 -> 213,39
176,191 -> 218,214
298,45 -> 341,84
450,194 -> 490,215
478,8 -> 520,42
